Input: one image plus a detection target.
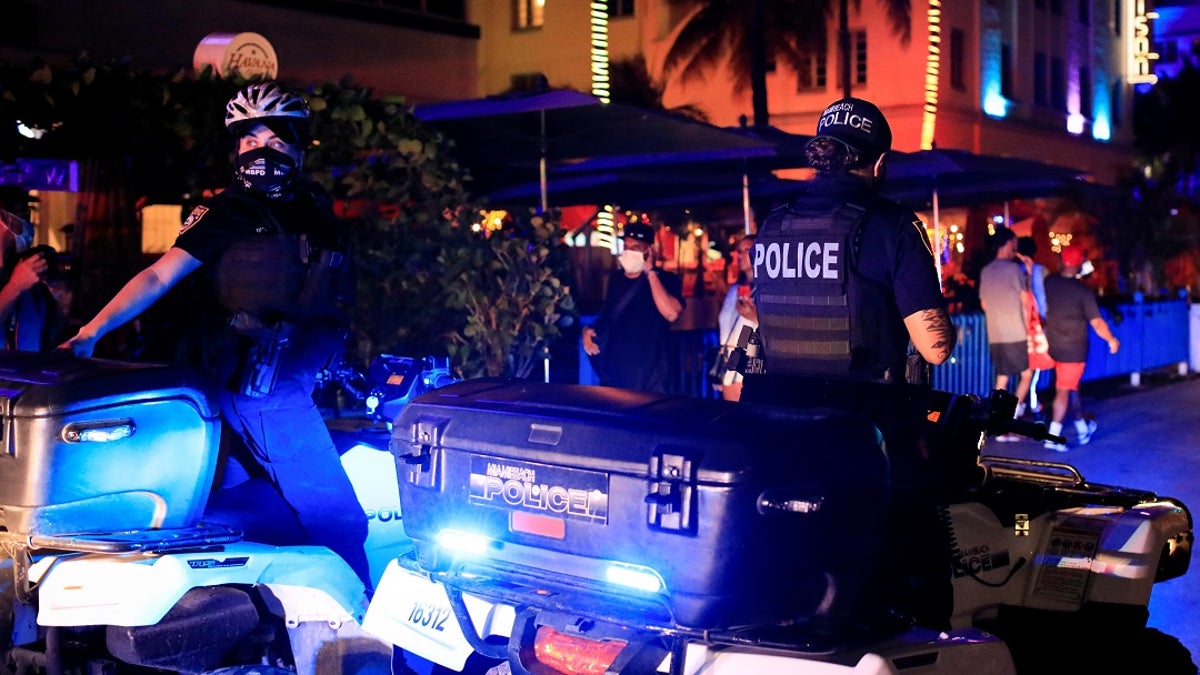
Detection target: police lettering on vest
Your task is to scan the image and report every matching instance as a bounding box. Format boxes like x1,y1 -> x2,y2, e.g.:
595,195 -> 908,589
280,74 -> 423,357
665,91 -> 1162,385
753,240 -> 841,281
751,204 -> 863,377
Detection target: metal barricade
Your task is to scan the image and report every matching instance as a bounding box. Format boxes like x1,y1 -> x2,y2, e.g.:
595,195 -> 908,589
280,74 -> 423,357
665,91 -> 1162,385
932,312 -> 994,396
582,297 -> 1191,398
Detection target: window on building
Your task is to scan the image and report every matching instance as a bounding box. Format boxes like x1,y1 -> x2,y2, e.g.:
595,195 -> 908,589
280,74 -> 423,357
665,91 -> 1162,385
1051,57 -> 1066,111
514,0 -> 544,30
606,0 -> 633,18
386,0 -> 467,19
797,47 -> 827,91
511,72 -> 546,91
854,30 -> 868,85
1079,0 -> 1089,24
1001,43 -> 1013,99
949,29 -> 965,89
1113,0 -> 1121,35
1034,52 -> 1047,105
1035,0 -> 1046,9
1050,0 -> 1062,16
1079,66 -> 1092,117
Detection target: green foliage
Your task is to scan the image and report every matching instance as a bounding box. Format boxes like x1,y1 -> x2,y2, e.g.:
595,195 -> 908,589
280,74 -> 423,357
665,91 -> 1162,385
301,81 -> 576,378
0,56 -> 576,380
441,211 -> 576,379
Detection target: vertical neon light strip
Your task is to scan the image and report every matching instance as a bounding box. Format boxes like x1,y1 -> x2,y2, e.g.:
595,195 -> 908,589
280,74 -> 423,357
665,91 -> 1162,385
589,2 -> 615,250
921,0 -> 942,149
1126,0 -> 1160,85
590,2 -> 611,102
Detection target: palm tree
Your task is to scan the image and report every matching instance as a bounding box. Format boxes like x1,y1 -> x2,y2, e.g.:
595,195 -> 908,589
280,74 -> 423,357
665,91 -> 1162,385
662,0 -> 912,127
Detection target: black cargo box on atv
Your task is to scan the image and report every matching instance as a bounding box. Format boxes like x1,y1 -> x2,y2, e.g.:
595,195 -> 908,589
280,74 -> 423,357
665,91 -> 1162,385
390,379 -> 890,630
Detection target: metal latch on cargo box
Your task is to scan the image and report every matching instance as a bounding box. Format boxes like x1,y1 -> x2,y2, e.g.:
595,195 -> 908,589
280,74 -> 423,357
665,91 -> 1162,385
393,416 -> 445,488
645,451 -> 694,533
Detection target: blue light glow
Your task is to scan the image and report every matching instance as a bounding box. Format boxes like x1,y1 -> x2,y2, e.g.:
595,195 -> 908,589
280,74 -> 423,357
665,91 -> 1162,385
1092,73 -> 1112,141
980,27 -> 1007,118
436,529 -> 492,557
604,563 -> 665,593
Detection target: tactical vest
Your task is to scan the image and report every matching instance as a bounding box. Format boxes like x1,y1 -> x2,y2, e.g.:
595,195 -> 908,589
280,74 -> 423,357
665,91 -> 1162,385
213,225 -> 307,319
753,202 -> 867,377
211,192 -> 345,321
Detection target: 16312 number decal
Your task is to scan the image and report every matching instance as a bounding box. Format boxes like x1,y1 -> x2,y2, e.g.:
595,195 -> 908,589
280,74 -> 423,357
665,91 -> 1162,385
407,600 -> 451,632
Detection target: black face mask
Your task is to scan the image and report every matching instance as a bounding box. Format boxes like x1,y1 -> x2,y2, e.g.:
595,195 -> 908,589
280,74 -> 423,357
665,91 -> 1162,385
235,147 -> 300,200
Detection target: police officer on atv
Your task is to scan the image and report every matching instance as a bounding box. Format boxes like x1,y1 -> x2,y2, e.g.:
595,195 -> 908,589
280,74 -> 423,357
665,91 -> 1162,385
63,81 -> 371,588
741,97 -> 958,629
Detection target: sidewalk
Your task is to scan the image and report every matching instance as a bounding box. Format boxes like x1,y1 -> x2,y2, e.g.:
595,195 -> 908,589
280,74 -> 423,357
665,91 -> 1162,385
982,373 -> 1200,667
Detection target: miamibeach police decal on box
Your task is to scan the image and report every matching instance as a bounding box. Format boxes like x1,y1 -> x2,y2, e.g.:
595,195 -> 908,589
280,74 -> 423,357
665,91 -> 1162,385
468,455 -> 609,524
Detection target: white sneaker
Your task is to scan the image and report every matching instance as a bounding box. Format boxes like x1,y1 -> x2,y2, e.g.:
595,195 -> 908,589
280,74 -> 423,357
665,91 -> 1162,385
1044,439 -> 1069,452
1077,420 -> 1098,445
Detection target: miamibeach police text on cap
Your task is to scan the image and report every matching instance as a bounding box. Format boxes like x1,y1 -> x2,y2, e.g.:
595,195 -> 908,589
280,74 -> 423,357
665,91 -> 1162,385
818,100 -> 876,136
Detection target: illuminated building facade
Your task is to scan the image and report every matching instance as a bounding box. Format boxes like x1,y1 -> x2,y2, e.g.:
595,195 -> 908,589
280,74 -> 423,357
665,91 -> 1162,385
466,0 -> 1166,187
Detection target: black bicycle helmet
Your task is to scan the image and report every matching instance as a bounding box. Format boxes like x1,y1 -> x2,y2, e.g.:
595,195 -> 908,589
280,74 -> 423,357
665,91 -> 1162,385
225,81 -> 310,128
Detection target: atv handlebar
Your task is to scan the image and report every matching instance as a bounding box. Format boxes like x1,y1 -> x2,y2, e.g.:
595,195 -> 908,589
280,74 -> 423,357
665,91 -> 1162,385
974,388 -> 1067,445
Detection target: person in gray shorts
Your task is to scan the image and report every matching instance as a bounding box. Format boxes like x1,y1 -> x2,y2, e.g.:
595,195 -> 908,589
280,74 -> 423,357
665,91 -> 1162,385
979,226 -> 1032,438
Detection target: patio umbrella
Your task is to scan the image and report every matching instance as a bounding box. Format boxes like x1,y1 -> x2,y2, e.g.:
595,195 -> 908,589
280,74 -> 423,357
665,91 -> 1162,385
534,123 -> 814,233
486,167 -> 805,213
881,147 -> 1091,276
413,88 -> 775,213
884,148 -> 1088,207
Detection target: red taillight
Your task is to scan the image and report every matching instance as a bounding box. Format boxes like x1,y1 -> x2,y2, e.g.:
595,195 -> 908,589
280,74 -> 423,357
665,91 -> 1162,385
533,625 -> 628,675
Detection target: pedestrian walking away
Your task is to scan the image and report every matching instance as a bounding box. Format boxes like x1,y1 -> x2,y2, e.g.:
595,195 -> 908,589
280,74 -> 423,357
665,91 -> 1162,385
61,81 -> 372,587
979,226 -> 1034,438
1016,235 -> 1052,416
1041,244 -> 1119,452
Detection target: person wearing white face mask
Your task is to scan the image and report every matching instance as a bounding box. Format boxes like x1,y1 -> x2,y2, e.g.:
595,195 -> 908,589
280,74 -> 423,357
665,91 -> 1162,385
581,222 -> 684,392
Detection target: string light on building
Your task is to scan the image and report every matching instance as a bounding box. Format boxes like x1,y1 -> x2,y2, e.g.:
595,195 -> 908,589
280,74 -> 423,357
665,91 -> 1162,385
921,0 -> 942,150
589,2 -> 611,102
596,205 -> 616,252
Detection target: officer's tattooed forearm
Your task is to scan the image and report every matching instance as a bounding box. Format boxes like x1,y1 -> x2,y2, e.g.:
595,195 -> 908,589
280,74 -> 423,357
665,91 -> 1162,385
923,309 -> 957,361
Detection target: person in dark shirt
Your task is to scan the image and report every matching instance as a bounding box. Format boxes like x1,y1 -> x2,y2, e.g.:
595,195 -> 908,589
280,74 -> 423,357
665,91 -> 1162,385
581,222 -> 683,392
62,81 -> 371,587
1041,244 -> 1119,452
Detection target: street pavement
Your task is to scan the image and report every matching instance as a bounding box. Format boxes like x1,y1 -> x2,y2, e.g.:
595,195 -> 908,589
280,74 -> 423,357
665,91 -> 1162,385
980,371 -> 1200,666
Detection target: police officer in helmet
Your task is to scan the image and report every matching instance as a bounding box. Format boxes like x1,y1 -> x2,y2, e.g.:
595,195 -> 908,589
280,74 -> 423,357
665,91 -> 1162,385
746,97 -> 954,388
63,81 -> 371,588
742,97 -> 958,629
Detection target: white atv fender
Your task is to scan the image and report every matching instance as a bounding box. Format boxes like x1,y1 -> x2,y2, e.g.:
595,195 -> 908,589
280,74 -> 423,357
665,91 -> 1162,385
33,542 -> 389,675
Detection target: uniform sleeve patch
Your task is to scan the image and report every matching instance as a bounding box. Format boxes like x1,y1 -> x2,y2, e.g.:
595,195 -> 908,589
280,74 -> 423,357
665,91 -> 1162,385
912,219 -> 934,257
180,205 -> 209,235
